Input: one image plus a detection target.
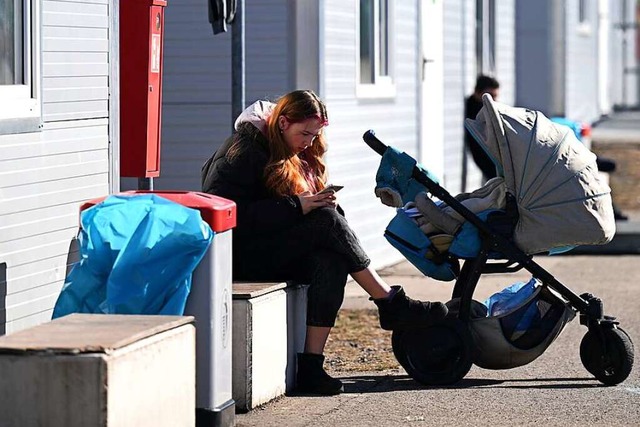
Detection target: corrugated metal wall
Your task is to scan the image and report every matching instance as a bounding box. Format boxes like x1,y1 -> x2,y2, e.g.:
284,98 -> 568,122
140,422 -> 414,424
157,0 -> 421,268
321,0 -> 420,267
145,0 -> 232,192
153,0 -> 292,192
0,0 -> 111,333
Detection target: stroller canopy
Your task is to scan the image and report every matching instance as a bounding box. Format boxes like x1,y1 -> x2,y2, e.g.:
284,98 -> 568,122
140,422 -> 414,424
465,94 -> 615,254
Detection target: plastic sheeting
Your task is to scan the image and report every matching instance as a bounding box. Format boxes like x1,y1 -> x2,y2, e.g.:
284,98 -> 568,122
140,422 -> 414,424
484,278 -> 540,324
53,194 -> 213,318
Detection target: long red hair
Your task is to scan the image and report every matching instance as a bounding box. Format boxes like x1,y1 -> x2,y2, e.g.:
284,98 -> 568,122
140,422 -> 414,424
265,90 -> 329,197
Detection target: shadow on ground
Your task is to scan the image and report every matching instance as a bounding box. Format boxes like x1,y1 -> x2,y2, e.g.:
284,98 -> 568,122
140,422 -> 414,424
337,374 -> 599,394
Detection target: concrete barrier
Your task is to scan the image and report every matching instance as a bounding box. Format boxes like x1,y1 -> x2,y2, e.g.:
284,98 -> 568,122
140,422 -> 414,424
592,131 -> 640,212
232,282 -> 307,412
0,314 -> 195,427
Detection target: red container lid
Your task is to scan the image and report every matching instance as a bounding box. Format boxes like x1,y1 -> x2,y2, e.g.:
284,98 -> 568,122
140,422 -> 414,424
580,123 -> 592,138
80,191 -> 236,232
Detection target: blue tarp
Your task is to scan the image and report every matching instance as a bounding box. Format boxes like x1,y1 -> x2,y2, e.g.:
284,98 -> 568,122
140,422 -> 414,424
483,278 -> 541,332
53,194 -> 213,318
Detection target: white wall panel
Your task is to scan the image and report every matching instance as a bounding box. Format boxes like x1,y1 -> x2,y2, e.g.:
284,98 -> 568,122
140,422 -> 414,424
0,0 -> 112,333
442,0 -> 467,193
4,254 -> 74,295
495,0 -> 515,106
565,0 -> 600,122
42,0 -> 109,122
321,0 -> 420,268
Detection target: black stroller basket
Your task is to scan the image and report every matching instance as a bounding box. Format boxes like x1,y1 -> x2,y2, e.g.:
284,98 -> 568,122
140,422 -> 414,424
363,130 -> 634,386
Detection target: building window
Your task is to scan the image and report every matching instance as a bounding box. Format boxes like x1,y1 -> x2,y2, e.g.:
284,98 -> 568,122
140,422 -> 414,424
357,0 -> 395,98
0,0 -> 41,135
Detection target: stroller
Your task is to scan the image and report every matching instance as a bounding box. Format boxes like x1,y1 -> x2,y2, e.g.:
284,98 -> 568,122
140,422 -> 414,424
363,94 -> 634,386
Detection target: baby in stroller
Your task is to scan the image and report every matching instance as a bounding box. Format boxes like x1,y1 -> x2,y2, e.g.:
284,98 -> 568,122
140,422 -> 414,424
379,174 -> 506,258
363,94 -> 633,386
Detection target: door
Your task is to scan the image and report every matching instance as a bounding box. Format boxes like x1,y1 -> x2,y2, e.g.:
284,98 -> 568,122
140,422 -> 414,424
420,0 -> 444,180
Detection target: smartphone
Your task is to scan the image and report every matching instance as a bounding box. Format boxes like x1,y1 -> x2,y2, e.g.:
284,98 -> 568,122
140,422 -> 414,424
317,184 -> 344,195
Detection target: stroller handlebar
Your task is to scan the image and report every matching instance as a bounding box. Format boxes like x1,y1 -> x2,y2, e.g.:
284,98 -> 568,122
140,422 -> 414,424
362,130 -> 387,156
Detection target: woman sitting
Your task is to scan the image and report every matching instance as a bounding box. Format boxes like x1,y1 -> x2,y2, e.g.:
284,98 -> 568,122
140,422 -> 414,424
202,90 -> 447,395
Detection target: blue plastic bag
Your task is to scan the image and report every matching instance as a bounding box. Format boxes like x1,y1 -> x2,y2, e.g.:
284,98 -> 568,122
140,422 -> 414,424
484,278 -> 539,316
53,194 -> 213,318
483,278 -> 542,333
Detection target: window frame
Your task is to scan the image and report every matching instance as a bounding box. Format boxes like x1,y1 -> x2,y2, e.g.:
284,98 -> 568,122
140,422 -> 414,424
0,0 -> 42,135
355,0 -> 396,99
476,0 -> 496,76
578,0 -> 587,23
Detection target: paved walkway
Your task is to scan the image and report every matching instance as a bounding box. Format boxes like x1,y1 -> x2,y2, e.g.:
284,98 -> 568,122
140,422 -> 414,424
237,255 -> 640,427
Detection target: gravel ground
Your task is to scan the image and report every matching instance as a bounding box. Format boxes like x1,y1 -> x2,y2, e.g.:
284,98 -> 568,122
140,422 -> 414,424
324,309 -> 399,373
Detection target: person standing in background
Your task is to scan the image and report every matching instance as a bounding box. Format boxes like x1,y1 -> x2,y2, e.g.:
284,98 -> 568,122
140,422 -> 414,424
464,75 -> 500,181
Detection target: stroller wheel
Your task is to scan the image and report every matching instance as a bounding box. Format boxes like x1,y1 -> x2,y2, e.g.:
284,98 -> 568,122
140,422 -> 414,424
580,326 -> 634,386
391,319 -> 473,386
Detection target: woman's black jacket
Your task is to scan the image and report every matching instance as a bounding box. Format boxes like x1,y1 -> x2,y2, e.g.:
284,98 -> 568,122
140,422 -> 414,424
201,124 -> 304,243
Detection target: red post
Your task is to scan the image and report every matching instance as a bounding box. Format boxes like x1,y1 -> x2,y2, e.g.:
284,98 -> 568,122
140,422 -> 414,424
119,1 -> 168,178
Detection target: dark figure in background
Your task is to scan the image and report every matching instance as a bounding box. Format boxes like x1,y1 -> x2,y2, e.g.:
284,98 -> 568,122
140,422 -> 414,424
464,75 -> 500,181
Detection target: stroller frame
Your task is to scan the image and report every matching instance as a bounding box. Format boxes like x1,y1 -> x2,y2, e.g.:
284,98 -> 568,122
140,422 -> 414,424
364,130 -> 634,386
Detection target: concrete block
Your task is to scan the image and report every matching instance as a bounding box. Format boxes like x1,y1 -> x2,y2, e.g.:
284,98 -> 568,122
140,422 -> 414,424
286,283 -> 308,391
232,282 -> 307,411
0,314 -> 195,427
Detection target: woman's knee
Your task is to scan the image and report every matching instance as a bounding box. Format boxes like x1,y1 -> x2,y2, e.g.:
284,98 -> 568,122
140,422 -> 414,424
306,207 -> 349,229
295,209 -> 369,273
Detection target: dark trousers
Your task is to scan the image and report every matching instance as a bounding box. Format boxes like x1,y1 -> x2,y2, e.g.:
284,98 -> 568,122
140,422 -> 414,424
233,208 -> 371,327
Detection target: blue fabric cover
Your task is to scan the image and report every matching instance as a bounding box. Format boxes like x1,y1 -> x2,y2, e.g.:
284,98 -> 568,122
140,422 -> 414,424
448,209 -> 506,258
385,210 -> 457,281
53,194 -> 213,318
448,211 -> 489,258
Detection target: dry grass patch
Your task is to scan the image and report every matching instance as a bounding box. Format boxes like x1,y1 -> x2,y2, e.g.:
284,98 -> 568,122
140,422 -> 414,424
324,309 -> 401,373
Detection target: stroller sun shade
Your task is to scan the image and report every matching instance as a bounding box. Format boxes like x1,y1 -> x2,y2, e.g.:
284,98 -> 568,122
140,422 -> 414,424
465,94 -> 615,254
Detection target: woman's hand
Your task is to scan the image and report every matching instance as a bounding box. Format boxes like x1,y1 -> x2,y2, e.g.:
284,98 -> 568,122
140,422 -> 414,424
297,191 -> 338,215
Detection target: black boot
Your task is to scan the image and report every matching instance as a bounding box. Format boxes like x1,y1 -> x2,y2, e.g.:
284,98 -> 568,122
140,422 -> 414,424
372,285 -> 448,330
296,353 -> 343,395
